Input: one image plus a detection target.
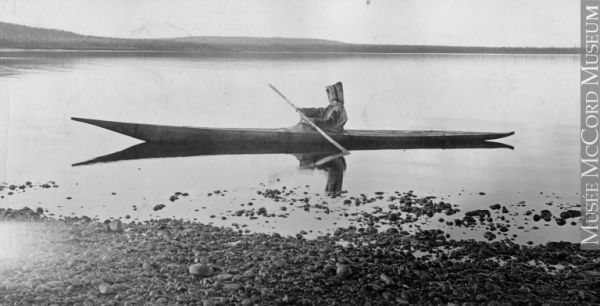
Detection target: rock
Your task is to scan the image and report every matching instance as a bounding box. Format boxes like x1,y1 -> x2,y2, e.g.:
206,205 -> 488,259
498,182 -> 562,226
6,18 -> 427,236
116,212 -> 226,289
153,204 -> 166,211
203,300 -> 216,306
189,263 -> 213,277
336,263 -> 352,278
44,281 -> 63,288
489,204 -> 501,210
380,273 -> 392,285
216,273 -> 233,281
556,218 -> 566,226
102,223 -> 111,232
3,281 -> 18,291
582,270 -> 600,277
280,242 -> 295,250
241,298 -> 253,306
560,210 -> 581,219
540,210 -> 552,221
109,219 -> 124,232
98,283 -> 113,295
475,294 -> 488,302
386,227 -> 399,234
484,231 -> 496,240
465,209 -> 490,219
35,284 -> 52,292
223,283 -> 242,292
142,261 -> 157,272
484,282 -> 495,292
518,285 -> 531,294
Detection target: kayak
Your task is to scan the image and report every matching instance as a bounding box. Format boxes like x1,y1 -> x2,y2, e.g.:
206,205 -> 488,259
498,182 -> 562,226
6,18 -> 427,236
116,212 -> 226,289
71,117 -> 515,145
73,139 -> 514,167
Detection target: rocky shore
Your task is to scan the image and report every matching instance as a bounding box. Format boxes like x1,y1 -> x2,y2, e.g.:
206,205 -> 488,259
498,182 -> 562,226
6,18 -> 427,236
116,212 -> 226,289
0,207 -> 598,305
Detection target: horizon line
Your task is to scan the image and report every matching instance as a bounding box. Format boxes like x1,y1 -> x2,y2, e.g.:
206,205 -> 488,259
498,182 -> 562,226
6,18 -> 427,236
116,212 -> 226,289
0,21 -> 580,50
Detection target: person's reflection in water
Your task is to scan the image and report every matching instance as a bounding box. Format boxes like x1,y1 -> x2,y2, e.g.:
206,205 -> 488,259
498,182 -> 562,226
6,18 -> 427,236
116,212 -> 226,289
294,153 -> 347,197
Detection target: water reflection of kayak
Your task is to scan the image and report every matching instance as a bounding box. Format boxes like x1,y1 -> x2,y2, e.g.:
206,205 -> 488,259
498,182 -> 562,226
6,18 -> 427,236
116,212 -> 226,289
72,139 -> 513,167
72,117 -> 514,145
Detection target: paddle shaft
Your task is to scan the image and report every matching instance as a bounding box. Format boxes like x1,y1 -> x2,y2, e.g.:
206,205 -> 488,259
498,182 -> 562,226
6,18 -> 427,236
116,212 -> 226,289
268,84 -> 350,155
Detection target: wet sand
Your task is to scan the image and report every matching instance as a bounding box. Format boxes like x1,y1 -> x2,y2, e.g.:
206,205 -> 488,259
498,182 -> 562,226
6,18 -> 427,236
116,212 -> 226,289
0,207 -> 598,305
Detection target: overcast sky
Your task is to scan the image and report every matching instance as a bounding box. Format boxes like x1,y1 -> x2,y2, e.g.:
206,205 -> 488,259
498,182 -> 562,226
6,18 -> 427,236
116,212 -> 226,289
0,0 -> 578,47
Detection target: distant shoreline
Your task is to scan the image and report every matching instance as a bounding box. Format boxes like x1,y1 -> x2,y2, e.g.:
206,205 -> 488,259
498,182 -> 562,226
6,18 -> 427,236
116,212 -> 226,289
0,22 -> 580,55
0,48 -> 581,56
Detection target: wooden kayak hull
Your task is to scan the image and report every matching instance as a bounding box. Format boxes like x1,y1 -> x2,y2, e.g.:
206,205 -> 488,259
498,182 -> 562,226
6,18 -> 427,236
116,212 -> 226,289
71,117 -> 515,145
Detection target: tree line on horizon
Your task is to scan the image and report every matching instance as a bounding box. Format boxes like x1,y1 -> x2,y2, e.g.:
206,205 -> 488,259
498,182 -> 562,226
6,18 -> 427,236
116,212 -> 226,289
0,22 -> 580,54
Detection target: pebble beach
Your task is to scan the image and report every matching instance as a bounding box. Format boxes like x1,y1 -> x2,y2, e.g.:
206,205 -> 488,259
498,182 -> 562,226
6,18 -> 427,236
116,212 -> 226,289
1,200 -> 598,305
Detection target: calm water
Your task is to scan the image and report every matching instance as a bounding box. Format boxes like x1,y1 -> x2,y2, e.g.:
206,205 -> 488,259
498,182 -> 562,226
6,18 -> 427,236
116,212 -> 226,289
0,51 -> 579,243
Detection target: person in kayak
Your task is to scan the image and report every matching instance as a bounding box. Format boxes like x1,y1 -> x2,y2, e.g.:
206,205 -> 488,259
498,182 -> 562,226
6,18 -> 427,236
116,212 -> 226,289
298,82 -> 348,132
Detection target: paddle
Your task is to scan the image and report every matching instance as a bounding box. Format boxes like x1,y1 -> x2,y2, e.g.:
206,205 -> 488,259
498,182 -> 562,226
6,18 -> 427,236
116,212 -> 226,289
268,84 -> 350,156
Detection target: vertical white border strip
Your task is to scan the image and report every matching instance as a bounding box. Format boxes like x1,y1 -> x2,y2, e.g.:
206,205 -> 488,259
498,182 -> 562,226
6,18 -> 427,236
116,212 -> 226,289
581,0 -> 600,250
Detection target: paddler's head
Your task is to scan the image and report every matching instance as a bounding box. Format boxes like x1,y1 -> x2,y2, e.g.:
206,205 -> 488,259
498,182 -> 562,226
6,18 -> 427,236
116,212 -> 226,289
326,82 -> 344,105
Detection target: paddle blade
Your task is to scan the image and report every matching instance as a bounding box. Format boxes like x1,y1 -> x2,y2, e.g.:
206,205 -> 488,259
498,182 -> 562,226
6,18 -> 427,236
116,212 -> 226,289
314,152 -> 348,167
